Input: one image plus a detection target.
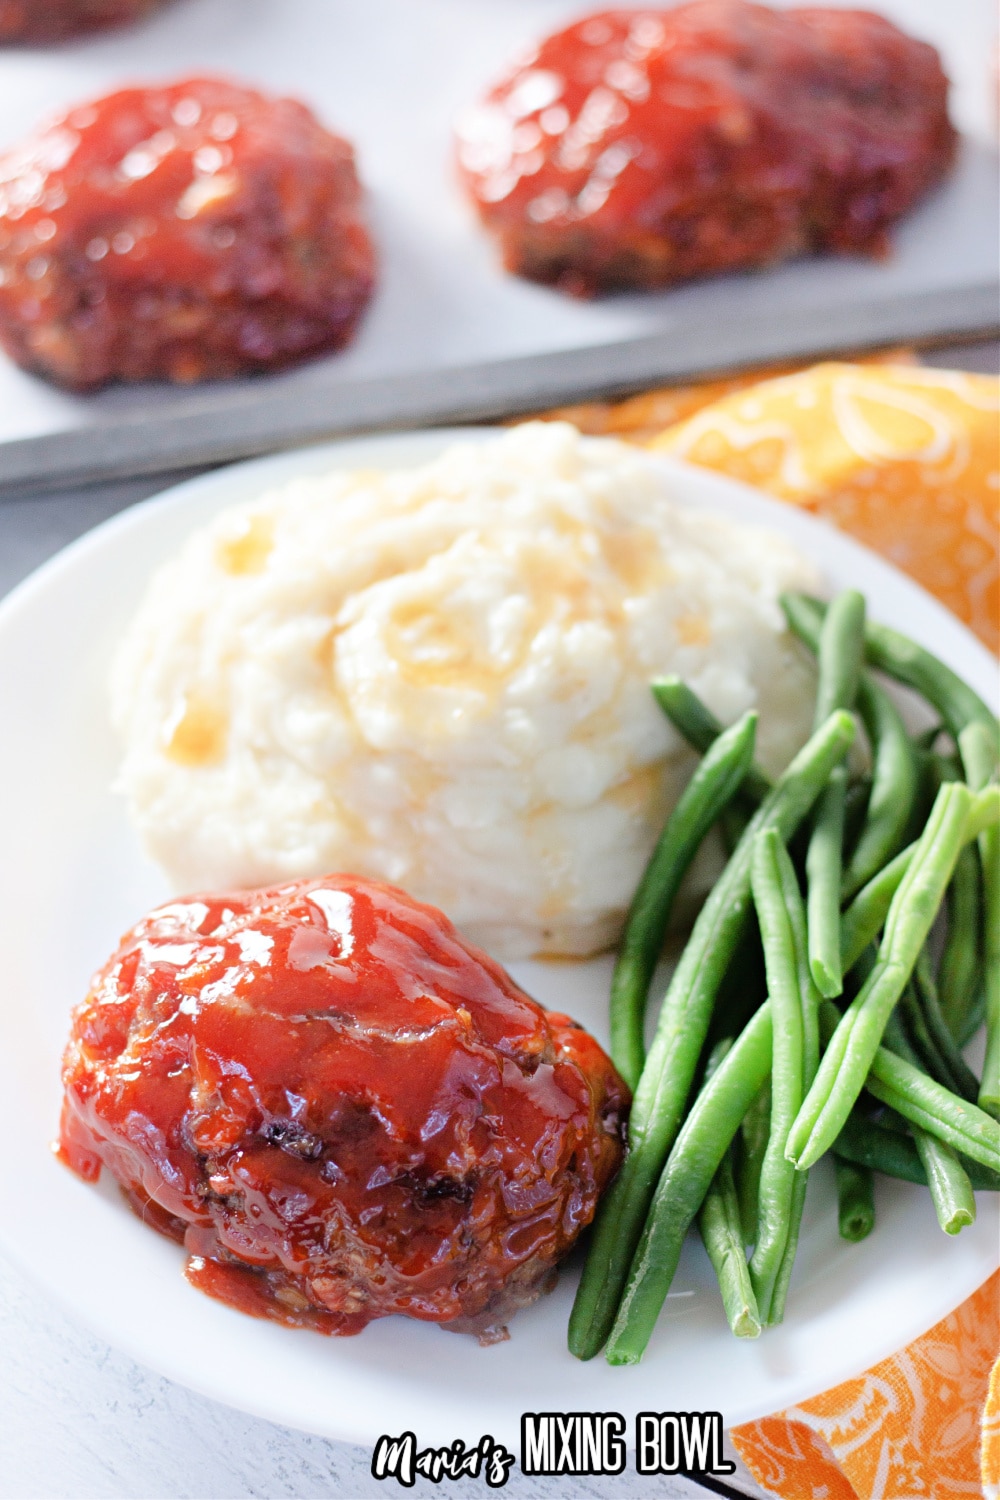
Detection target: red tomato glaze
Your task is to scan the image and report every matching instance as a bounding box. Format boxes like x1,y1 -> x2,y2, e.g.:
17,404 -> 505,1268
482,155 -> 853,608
456,1 -> 956,296
0,77 -> 375,388
59,875 -> 628,1341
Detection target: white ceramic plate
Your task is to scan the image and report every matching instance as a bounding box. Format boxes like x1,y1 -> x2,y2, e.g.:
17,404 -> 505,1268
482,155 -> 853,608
0,430 -> 995,1452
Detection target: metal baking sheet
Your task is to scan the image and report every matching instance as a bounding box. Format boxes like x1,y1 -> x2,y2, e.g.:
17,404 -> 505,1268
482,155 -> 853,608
0,0 -> 996,494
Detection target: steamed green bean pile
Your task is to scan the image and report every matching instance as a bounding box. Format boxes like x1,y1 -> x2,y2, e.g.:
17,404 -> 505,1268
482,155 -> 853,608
571,590 -> 1000,1366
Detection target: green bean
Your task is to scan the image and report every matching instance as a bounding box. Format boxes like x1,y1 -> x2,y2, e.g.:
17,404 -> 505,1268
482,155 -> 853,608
722,831 -> 813,1332
836,1110 -> 933,1184
795,884 -> 822,1093
814,590 -> 867,726
843,678 -> 920,898
839,1110 -> 923,1176
746,834 -> 827,1326
818,1000 -> 1000,1175
706,936 -> 767,1071
958,722 -> 1000,1119
737,1078 -> 771,1247
768,1170 -> 808,1324
841,945 -> 879,1020
699,1147 -> 761,1339
958,717 -> 999,781
610,711 -> 758,1090
787,782 -> 997,1171
651,677 -> 773,803
747,832 -> 806,1322
840,843 -> 916,972
768,832 -> 821,1325
865,1044 -> 1000,1174
915,1134 -> 976,1233
803,584 -> 865,1000
568,710 -> 855,1361
703,1036 -> 734,1083
832,1112 -> 1000,1190
604,1003 -> 774,1365
910,950 -> 980,1103
843,774 -> 872,857
957,990 -> 987,1050
938,842 -> 983,1043
866,628 -> 998,738
807,769 -> 847,996
758,834 -> 821,1326
781,593 -> 999,739
719,802 -> 752,854
930,749 -> 961,784
903,745 -> 951,849
882,1010 -> 977,1234
900,984 -> 965,1100
779,595 -> 919,900
835,1160 -> 876,1241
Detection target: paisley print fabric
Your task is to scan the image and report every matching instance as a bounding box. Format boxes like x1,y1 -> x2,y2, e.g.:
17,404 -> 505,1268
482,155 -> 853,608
650,362 -> 999,653
983,1350 -> 1000,1499
731,1272 -> 998,1498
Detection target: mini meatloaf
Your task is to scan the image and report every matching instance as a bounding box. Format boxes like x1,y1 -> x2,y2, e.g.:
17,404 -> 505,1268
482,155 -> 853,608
58,875 -> 628,1342
0,77 -> 376,388
0,0 -> 169,41
456,1 -> 956,296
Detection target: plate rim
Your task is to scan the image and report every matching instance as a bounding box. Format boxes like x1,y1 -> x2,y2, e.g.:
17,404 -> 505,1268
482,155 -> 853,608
1,424 -> 995,683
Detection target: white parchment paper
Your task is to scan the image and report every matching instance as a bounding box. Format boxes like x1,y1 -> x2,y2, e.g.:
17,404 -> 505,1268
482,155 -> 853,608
0,0 -> 995,445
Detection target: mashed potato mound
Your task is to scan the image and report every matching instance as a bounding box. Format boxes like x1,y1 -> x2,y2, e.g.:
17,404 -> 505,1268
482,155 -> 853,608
112,422 -> 819,957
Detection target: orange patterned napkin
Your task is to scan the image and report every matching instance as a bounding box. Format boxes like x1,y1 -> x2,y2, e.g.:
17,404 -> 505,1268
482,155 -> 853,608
731,1272 -> 999,1499
984,1342 -> 1000,1500
539,347 -> 919,446
545,356 -> 999,652
649,361 -> 1000,653
541,354 -> 1000,1497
